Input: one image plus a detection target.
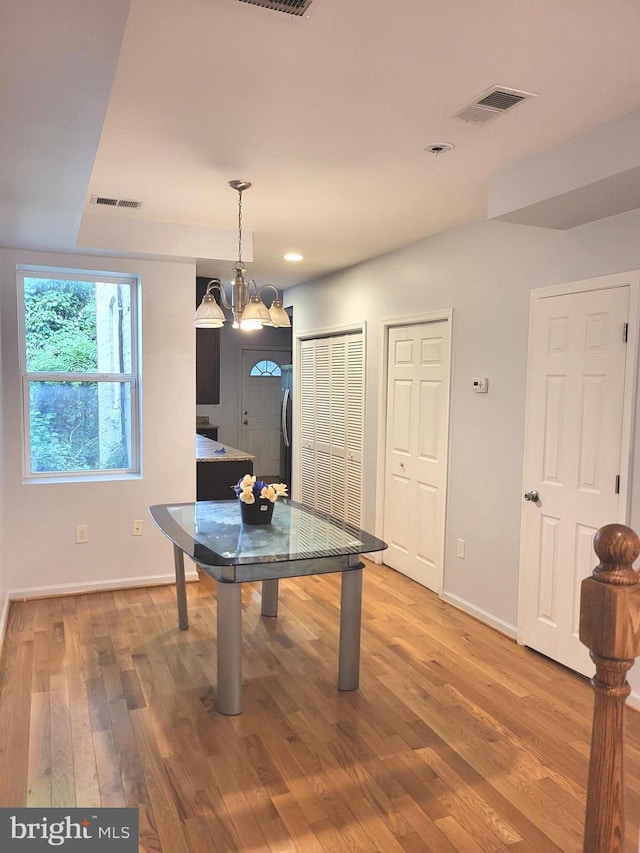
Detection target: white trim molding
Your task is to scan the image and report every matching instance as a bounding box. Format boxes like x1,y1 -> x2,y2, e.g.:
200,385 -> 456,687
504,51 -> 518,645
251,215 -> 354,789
0,594 -> 10,659
442,591 -> 518,640
9,568 -> 199,601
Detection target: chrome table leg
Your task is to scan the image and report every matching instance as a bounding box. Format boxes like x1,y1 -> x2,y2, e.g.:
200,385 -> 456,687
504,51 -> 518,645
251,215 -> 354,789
338,567 -> 363,691
216,581 -> 243,715
261,578 -> 279,617
173,544 -> 189,630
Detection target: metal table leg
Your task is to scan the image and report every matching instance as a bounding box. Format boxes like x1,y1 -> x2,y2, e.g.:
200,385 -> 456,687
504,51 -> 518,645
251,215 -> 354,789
261,579 -> 279,617
173,544 -> 189,630
216,581 -> 243,715
338,566 -> 363,691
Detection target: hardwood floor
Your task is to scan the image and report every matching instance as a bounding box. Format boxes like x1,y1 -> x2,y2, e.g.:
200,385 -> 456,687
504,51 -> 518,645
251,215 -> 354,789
1,560 -> 640,851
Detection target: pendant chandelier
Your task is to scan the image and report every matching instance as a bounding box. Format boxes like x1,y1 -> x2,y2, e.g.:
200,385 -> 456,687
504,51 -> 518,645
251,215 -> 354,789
194,180 -> 291,330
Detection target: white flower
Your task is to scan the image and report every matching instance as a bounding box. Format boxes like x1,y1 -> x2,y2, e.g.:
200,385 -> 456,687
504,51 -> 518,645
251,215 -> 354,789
260,485 -> 277,503
235,474 -> 288,505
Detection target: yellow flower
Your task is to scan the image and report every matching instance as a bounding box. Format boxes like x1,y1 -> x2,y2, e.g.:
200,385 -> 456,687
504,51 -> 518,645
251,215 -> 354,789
240,474 -> 256,489
273,483 -> 288,498
239,487 -> 255,504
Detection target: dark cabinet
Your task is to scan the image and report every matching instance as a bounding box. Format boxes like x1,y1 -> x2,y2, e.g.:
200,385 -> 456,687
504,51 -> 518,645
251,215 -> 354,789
196,276 -> 221,404
197,460 -> 253,501
196,426 -> 218,441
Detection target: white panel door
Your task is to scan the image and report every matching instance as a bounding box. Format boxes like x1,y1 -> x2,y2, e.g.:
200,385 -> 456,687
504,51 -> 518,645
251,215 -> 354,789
519,284 -> 629,674
240,349 -> 289,478
383,321 -> 450,594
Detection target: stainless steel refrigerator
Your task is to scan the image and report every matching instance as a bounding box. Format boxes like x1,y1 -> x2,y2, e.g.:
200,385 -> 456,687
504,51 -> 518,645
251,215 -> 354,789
280,364 -> 293,495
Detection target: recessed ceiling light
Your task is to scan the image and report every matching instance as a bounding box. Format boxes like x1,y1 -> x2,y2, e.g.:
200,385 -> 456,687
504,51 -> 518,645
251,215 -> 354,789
284,252 -> 303,262
423,142 -> 455,155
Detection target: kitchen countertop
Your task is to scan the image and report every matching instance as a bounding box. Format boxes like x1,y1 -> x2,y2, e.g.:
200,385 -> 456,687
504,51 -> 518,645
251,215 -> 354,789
196,434 -> 256,463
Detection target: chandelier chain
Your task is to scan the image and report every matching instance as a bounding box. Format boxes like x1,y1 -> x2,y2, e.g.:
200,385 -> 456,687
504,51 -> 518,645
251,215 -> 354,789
193,178 -> 289,329
237,188 -> 243,267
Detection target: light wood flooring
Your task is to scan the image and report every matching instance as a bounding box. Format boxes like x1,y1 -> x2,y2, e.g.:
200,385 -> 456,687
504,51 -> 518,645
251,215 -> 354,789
1,560 -> 640,851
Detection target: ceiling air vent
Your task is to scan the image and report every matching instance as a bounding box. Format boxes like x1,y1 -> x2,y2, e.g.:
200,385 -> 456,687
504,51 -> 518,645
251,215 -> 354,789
452,86 -> 536,125
90,195 -> 142,209
236,0 -> 313,16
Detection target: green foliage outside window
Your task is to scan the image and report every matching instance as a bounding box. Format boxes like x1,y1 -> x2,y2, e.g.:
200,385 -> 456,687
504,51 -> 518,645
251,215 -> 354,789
24,278 -> 98,372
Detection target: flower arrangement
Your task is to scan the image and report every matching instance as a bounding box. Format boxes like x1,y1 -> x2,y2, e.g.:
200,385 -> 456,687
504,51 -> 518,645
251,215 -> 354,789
233,474 -> 288,504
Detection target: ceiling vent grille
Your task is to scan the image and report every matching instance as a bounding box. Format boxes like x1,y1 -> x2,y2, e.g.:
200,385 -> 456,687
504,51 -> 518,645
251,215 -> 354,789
236,0 -> 313,16
90,195 -> 142,209
452,86 -> 536,125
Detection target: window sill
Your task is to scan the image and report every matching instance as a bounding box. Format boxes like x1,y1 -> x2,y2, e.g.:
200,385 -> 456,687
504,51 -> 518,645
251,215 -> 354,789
23,472 -> 142,485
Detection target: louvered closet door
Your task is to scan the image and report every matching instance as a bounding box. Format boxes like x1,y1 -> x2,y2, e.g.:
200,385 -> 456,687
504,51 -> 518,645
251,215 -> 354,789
345,335 -> 364,526
329,339 -> 346,519
299,333 -> 364,526
314,339 -> 332,514
300,340 -> 316,508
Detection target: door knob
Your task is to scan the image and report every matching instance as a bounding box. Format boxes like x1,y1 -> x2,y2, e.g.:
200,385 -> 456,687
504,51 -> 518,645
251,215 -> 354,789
524,489 -> 540,502
243,419 -> 248,425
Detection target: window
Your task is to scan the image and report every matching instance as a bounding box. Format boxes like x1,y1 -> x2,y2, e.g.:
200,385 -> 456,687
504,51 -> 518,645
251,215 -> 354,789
19,271 -> 140,480
250,359 -> 281,377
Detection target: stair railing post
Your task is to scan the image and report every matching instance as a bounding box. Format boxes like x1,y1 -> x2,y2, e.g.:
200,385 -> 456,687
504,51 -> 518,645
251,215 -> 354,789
579,523 -> 640,853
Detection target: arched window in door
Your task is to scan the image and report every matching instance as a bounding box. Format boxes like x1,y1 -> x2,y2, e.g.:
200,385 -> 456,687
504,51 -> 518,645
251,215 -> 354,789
250,359 -> 282,377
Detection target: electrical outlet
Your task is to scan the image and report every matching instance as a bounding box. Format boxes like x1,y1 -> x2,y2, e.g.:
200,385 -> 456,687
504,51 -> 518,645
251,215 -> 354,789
132,519 -> 143,536
456,538 -> 465,559
75,524 -> 89,544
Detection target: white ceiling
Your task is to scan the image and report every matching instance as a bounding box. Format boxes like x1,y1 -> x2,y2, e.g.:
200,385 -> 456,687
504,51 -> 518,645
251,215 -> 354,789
4,0 -> 640,289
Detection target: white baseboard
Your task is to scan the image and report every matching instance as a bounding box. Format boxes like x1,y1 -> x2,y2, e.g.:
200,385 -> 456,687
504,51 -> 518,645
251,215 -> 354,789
628,690 -> 640,712
0,592 -> 10,657
441,590 -> 518,640
9,568 -> 199,601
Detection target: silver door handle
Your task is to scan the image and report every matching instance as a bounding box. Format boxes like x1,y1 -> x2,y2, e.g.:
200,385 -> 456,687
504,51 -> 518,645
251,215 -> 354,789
524,489 -> 540,502
282,388 -> 290,448
243,419 -> 248,426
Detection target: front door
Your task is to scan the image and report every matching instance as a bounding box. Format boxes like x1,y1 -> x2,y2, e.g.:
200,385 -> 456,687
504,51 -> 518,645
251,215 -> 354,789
240,349 -> 290,479
383,320 -> 451,594
519,277 -> 635,675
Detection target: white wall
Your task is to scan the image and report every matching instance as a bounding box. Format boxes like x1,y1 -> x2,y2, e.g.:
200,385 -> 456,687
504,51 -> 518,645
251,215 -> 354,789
288,209 -> 640,642
0,250 -> 196,595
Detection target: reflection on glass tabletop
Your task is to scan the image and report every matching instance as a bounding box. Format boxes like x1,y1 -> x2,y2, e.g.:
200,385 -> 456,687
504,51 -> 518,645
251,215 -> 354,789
149,499 -> 388,567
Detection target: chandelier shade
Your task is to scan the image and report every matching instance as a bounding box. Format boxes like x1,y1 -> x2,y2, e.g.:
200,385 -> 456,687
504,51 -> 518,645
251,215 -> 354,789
194,180 -> 291,331
193,284 -> 225,328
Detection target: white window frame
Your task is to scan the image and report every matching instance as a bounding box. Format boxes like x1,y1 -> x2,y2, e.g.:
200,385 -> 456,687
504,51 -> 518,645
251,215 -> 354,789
18,268 -> 141,482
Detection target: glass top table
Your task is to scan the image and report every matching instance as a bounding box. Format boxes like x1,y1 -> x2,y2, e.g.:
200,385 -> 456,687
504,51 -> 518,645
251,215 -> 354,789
149,499 -> 387,715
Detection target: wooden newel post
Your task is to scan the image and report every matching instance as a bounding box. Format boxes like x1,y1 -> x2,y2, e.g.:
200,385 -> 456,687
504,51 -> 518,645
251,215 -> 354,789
579,523 -> 640,852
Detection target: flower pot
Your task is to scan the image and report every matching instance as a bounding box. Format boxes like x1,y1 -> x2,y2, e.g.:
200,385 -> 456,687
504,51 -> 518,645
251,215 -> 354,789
240,498 -> 274,525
